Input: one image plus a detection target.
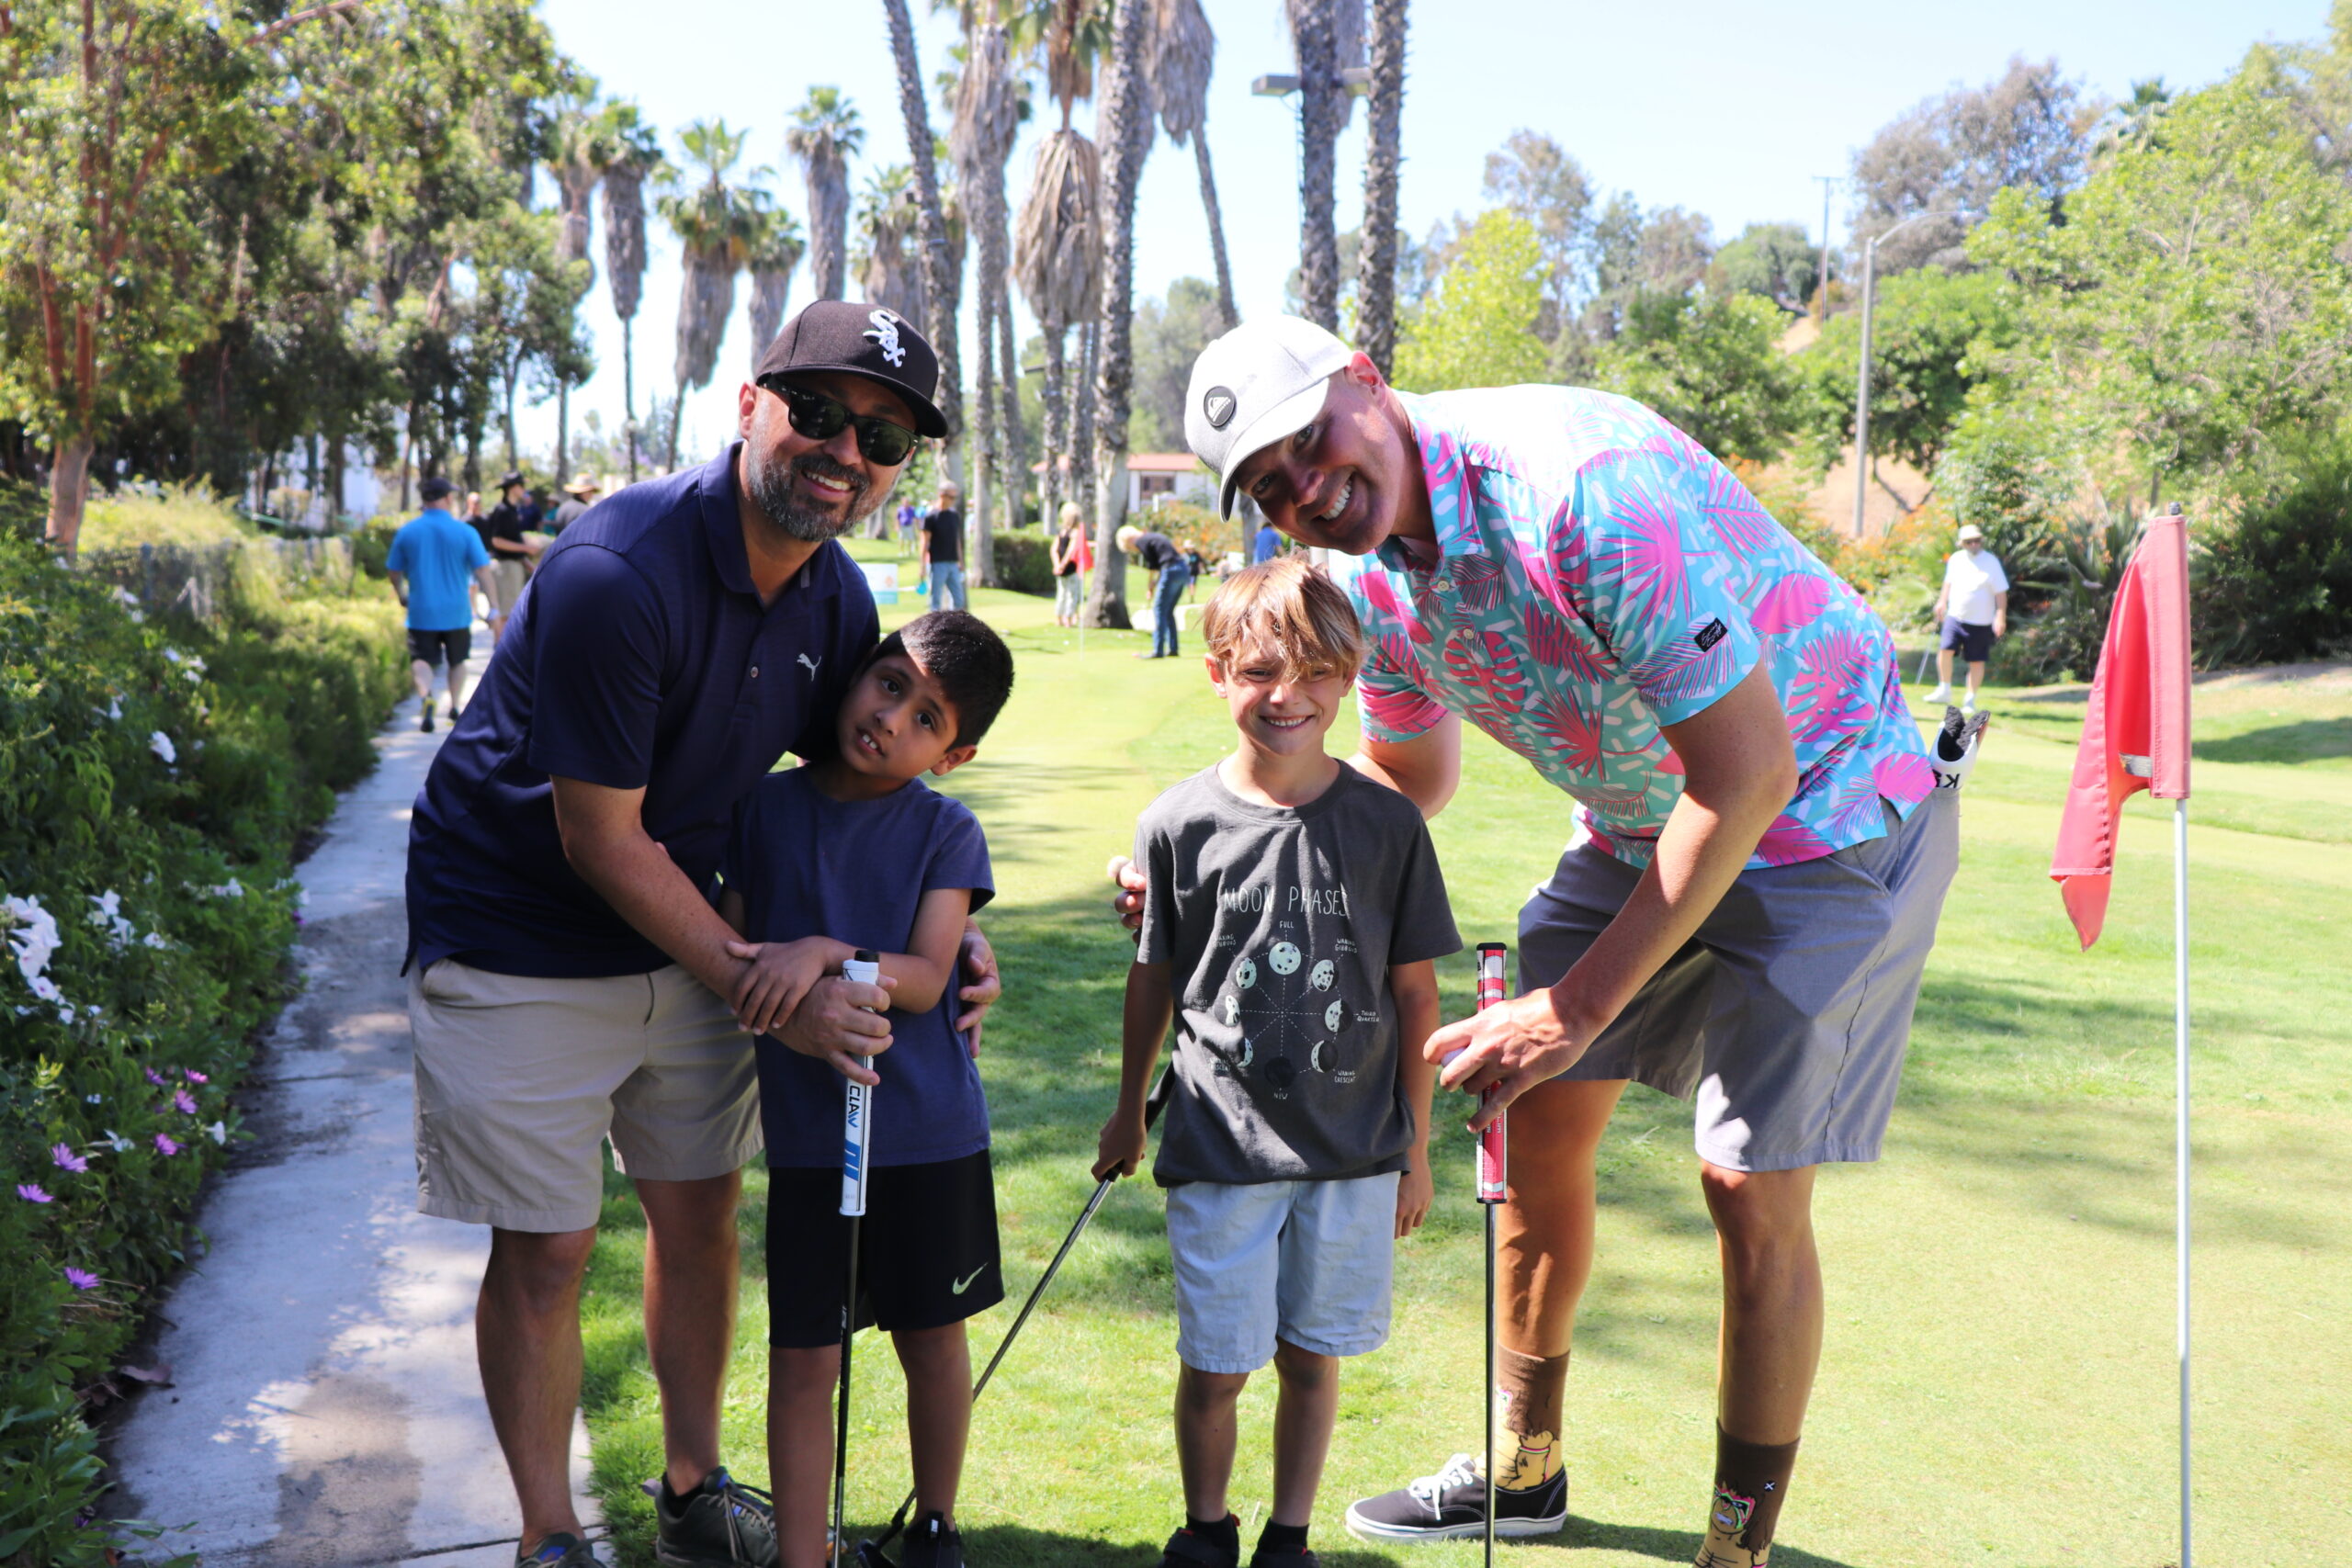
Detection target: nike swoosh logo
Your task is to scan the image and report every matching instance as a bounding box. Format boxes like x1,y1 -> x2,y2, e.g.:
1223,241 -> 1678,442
950,1266 -> 986,1295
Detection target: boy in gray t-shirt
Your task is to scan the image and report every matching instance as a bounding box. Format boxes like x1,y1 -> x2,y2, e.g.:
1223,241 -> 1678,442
1096,558 -> 1459,1568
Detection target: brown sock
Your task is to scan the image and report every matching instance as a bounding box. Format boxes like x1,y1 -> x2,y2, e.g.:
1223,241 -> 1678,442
1702,1423 -> 1799,1562
1491,1348 -> 1567,1489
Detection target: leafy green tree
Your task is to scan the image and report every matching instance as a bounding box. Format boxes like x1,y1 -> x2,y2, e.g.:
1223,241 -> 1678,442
1129,277 -> 1227,452
1969,73 -> 2352,500
1480,130 -> 1593,345
1393,210 -> 1546,393
1589,288 -> 1799,463
1709,221 -> 1825,315
1797,266 -> 2017,472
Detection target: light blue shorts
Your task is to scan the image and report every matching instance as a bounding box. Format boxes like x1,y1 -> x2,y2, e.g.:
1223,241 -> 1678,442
1164,1172 -> 1398,1375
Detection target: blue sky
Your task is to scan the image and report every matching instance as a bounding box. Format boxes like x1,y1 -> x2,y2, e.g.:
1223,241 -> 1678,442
524,0 -> 2329,463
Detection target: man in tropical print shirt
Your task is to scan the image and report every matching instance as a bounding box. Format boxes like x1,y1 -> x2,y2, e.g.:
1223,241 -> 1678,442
1144,317 -> 1962,1567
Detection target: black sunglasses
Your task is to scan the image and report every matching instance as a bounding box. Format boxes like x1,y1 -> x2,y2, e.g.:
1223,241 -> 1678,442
759,379 -> 922,467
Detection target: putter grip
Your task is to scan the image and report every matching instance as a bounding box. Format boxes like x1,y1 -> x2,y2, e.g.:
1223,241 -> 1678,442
840,952 -> 880,1218
1475,943 -> 1508,1204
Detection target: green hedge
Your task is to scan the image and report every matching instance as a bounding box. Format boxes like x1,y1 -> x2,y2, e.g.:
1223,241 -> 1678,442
989,531 -> 1056,595
0,493 -> 404,1565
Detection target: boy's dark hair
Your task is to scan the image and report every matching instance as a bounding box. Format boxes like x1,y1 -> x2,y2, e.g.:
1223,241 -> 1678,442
867,609 -> 1015,748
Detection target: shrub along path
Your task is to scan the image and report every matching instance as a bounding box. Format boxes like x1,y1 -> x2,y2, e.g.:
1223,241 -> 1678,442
107,681 -> 598,1567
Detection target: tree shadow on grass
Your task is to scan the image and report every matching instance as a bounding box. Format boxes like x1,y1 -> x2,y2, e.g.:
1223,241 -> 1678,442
2193,716 -> 2352,766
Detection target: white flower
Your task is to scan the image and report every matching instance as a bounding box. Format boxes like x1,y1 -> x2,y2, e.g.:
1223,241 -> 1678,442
101,1129 -> 133,1154
163,648 -> 182,663
55,1005 -> 74,1024
92,694 -> 123,722
87,892 -> 134,951
4,896 -> 61,986
204,1120 -> 227,1145
28,976 -> 61,1003
185,670 -> 202,683
149,731 -> 176,764
142,931 -> 170,950
112,586 -> 140,610
85,1094 -> 103,1105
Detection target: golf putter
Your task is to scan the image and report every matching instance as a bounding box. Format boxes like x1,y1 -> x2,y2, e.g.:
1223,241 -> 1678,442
854,1068 -> 1174,1568
832,951 -> 881,1568
1474,942 -> 1510,1568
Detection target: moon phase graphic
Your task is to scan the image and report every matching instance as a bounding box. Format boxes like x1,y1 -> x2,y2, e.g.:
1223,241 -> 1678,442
1221,937 -> 1350,1091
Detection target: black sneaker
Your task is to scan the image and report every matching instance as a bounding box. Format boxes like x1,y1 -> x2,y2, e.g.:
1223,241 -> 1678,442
899,1512 -> 965,1568
1343,1451 -> 1568,1542
1157,1520 -> 1240,1568
1248,1545 -> 1319,1567
516,1533 -> 603,1567
654,1467 -> 779,1566
420,702 -> 435,734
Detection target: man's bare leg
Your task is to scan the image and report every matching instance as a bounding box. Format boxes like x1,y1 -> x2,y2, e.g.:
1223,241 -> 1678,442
637,1171 -> 742,1496
448,657 -> 473,714
478,1225 -> 599,1554
1692,1164 -> 1821,1565
1964,659 -> 1986,708
1934,647 -> 1955,695
412,658 -> 435,708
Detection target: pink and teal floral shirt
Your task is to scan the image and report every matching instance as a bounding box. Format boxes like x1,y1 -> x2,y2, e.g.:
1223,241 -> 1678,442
1335,387 -> 1934,869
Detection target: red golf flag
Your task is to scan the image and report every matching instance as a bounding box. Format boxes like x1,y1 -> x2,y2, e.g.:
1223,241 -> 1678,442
2051,513 -> 2193,948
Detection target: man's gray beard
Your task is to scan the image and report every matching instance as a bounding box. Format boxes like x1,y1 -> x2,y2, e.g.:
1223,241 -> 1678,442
745,441 -> 885,542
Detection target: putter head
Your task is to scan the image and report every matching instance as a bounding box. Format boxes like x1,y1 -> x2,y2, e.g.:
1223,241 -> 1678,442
854,1541 -> 898,1568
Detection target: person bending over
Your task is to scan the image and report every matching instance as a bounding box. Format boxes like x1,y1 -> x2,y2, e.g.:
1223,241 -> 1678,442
1096,558 -> 1456,1568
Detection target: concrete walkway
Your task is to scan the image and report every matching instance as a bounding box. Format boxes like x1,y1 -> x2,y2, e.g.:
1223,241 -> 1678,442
111,681 -> 598,1567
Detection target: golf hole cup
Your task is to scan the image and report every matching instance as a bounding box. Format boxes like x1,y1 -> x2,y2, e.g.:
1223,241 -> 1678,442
840,951 -> 880,1219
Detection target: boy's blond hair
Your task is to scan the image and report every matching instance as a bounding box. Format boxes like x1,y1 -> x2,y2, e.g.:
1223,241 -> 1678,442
1199,556 -> 1366,681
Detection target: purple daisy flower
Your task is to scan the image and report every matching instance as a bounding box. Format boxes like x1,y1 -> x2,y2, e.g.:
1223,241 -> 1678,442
17,1183 -> 53,1202
172,1089 -> 198,1114
184,1069 -> 209,1084
144,1067 -> 167,1087
51,1144 -> 87,1173
64,1267 -> 99,1292
153,1134 -> 179,1156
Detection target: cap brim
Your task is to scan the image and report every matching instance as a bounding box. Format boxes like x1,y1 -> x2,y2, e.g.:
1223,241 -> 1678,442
1215,378 -> 1336,519
765,363 -> 949,439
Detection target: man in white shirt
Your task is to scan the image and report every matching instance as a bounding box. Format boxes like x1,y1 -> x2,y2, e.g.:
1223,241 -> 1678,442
1928,523 -> 2008,713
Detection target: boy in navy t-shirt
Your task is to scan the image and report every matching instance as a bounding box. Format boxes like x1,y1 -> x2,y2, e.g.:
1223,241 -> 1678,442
718,610 -> 1015,1568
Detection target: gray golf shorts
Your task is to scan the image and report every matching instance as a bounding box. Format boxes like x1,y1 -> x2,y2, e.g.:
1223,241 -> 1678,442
1521,786 -> 1959,1172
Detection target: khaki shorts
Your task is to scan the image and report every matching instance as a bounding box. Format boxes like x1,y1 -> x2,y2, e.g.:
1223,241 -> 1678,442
408,959 -> 762,1232
489,558 -> 527,616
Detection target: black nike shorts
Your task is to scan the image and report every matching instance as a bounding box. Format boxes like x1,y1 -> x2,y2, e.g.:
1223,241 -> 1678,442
764,1147 -> 1004,1348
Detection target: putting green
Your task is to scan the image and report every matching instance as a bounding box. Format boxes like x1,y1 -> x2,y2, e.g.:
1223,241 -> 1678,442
581,567 -> 2350,1565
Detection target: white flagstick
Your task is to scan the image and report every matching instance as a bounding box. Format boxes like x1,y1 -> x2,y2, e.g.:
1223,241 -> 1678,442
2173,801 -> 2192,1568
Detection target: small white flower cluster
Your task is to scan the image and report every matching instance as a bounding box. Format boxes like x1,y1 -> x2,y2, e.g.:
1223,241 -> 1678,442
184,876 -> 244,899
150,731 -> 176,765
111,585 -> 148,624
162,648 -> 207,684
4,895 -> 74,1021
87,889 -> 167,953
93,694 -> 123,723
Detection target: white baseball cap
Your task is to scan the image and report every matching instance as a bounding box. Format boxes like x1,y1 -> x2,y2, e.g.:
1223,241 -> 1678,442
1185,316 -> 1357,519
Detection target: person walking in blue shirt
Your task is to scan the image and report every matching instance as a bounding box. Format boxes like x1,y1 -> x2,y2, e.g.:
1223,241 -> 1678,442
386,476 -> 497,733
1251,516 -> 1282,564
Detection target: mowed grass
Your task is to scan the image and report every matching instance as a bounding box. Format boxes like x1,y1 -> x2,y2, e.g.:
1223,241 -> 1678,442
579,560 -> 2352,1566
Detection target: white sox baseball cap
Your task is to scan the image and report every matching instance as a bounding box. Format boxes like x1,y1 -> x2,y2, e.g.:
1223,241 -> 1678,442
1185,316 -> 1357,519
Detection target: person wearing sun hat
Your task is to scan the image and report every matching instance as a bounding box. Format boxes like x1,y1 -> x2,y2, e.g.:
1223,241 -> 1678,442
401,300 -> 999,1568
1928,522 -> 2008,714
1107,314 -> 1970,1565
551,472 -> 600,533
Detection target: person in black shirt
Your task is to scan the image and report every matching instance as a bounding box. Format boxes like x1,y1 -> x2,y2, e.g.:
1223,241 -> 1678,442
921,479 -> 967,611
481,472 -> 539,643
1117,523 -> 1190,658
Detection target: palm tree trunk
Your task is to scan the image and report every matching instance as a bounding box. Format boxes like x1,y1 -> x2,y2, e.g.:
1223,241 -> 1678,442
1084,0 -> 1152,629
1039,324 -> 1067,531
970,186 -> 1012,584
622,320 -> 639,480
1195,134 -> 1239,332
557,380 -> 571,483
1358,0 -> 1408,377
668,391 -> 685,470
43,432 -> 95,560
1070,320 -> 1097,534
1292,0 -> 1344,331
997,286 -> 1023,529
881,0 -> 963,459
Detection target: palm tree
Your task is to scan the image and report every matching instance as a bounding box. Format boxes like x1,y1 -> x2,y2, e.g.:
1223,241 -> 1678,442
1147,0 -> 1236,330
1081,0 -> 1152,628
1356,0 -> 1407,376
546,99 -> 611,481
787,87 -> 865,301
855,164 -> 925,319
659,118 -> 764,467
596,101 -> 665,478
1284,0 -> 1361,331
881,0 -> 965,476
952,11 -> 1023,580
1010,0 -> 1109,533
744,206 -> 806,370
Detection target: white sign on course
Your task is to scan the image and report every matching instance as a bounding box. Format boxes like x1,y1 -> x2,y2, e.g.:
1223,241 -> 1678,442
861,561 -> 899,606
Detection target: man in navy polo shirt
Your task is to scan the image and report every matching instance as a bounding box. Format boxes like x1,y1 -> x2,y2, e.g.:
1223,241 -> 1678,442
405,301 -> 996,1568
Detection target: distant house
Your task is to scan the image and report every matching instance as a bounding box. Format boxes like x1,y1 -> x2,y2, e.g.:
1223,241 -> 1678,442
1033,452 -> 1216,517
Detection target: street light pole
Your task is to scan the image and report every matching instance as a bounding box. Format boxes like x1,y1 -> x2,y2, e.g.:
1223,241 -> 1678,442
1850,208 -> 1973,536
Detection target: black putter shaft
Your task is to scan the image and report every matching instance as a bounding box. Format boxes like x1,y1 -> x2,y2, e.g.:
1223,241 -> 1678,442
859,1070 -> 1171,1562
833,953 -> 880,1568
